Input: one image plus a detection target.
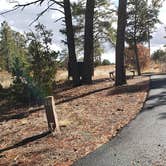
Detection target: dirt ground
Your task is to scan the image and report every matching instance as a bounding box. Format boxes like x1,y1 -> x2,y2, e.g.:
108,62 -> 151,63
0,72 -> 149,165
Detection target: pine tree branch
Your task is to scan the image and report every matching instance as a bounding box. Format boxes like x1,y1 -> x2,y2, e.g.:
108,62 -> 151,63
29,2 -> 55,25
50,0 -> 64,8
0,0 -> 64,16
54,17 -> 65,23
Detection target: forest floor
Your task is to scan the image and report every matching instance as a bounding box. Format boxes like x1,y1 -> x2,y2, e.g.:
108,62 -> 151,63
0,70 -> 150,166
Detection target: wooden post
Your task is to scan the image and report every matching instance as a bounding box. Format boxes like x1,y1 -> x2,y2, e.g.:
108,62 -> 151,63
44,96 -> 60,133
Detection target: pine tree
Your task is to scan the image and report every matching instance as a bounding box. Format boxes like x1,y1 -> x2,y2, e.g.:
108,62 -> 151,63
115,0 -> 127,86
63,0 -> 80,86
82,0 -> 95,84
26,23 -> 59,97
126,0 -> 160,75
0,21 -> 29,72
0,21 -> 15,71
68,0 -> 116,63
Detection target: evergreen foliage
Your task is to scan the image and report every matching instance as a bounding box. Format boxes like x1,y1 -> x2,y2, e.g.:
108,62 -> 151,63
102,59 -> 111,65
126,0 -> 159,45
0,22 -> 59,104
60,0 -> 116,63
125,0 -> 160,75
26,23 -> 59,98
0,21 -> 28,72
151,49 -> 166,63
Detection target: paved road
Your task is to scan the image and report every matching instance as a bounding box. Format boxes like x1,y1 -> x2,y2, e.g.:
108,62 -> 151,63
73,74 -> 166,166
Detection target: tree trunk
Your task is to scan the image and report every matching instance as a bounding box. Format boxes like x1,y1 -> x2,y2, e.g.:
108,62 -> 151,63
82,0 -> 95,84
148,33 -> 151,56
133,1 -> 141,76
64,0 -> 80,86
115,0 -> 127,86
146,0 -> 151,56
134,40 -> 141,75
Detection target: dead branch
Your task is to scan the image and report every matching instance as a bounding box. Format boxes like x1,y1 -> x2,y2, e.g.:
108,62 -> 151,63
0,0 -> 64,25
29,2 -> 55,25
54,17 -> 65,23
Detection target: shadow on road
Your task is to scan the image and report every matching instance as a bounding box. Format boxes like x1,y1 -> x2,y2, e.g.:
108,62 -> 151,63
158,112 -> 166,120
143,76 -> 166,112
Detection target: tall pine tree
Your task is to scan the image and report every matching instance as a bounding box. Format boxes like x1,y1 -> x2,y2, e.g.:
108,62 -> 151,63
115,0 -> 127,86
126,0 -> 160,75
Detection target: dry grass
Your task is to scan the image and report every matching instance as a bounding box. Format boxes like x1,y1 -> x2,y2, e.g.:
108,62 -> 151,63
55,63 -> 162,83
0,71 -> 12,88
55,65 -> 116,82
0,63 -> 161,88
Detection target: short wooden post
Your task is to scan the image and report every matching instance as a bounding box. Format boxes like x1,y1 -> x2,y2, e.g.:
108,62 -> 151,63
109,71 -> 115,80
44,96 -> 60,133
130,70 -> 135,79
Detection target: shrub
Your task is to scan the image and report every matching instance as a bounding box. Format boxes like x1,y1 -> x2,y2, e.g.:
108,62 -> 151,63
10,24 -> 59,104
102,59 -> 111,65
151,49 -> 166,63
94,60 -> 102,67
10,57 -> 42,104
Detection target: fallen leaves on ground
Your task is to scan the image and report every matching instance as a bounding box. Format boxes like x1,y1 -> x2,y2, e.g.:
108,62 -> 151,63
0,76 -> 149,166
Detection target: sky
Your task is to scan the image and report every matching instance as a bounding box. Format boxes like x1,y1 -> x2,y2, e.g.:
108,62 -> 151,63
0,0 -> 165,63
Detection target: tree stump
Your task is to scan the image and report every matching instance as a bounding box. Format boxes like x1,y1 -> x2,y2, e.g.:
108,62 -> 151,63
44,96 -> 60,133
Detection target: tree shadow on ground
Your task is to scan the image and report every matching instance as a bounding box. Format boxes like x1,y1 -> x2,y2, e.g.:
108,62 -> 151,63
144,91 -> 166,111
55,77 -> 148,105
54,77 -> 111,94
0,101 -> 44,122
107,80 -> 149,96
0,78 -> 111,122
141,74 -> 166,115
54,78 -> 113,105
150,77 -> 166,90
0,131 -> 51,154
55,86 -> 112,105
158,112 -> 166,120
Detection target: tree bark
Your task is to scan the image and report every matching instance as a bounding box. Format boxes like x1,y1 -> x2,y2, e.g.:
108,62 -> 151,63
133,2 -> 141,76
115,0 -> 127,86
134,40 -> 141,75
63,0 -> 80,86
146,0 -> 151,56
82,0 -> 95,84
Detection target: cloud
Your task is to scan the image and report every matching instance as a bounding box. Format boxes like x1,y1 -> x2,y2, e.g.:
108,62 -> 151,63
0,1 -> 64,44
0,0 -> 165,62
102,49 -> 115,63
0,0 -> 14,10
151,25 -> 165,47
150,1 -> 166,53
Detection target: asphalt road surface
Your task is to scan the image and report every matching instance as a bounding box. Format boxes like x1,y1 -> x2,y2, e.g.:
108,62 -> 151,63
73,74 -> 166,166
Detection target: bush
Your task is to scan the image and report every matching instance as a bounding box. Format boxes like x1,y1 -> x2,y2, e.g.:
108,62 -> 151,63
10,57 -> 43,104
10,24 -> 59,104
151,49 -> 166,63
102,59 -> 111,65
94,60 -> 102,67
